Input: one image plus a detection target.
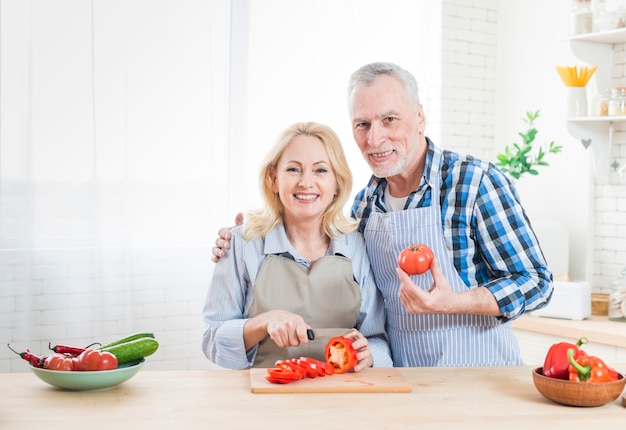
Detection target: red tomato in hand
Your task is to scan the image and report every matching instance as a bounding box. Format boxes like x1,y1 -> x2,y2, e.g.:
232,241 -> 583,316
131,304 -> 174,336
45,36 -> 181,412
397,244 -> 434,275
43,353 -> 76,371
74,349 -> 118,371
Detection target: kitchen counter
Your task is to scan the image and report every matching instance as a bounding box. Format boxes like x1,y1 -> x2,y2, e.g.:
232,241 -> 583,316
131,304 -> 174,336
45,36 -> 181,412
512,314 -> 626,348
1,366 -> 624,429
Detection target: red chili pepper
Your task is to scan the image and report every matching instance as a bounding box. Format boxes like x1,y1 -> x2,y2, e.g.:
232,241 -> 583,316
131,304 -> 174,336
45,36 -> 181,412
7,344 -> 45,368
325,336 -> 358,374
48,342 -> 86,356
542,337 -> 588,380
567,348 -> 618,382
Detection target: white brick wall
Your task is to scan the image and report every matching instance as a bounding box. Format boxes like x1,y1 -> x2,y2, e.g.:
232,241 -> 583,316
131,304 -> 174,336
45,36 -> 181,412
436,0 -> 498,161
1,247 -> 222,373
594,37 -> 626,292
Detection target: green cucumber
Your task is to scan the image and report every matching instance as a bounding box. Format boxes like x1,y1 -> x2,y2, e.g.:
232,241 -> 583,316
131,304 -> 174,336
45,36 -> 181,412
99,332 -> 155,350
100,337 -> 159,364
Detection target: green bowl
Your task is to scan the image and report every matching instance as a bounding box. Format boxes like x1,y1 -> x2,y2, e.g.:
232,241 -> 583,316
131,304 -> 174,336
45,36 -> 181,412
29,359 -> 144,391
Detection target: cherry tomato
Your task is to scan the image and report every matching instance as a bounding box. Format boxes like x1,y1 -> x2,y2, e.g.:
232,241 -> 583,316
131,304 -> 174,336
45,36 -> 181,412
43,353 -> 76,371
74,349 -> 118,371
397,244 -> 434,275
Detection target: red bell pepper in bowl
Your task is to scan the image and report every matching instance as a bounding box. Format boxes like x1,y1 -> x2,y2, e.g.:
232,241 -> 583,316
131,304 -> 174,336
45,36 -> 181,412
542,337 -> 587,380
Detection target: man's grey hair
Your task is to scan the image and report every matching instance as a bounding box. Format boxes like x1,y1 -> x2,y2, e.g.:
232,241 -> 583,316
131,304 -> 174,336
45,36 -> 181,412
348,62 -> 420,105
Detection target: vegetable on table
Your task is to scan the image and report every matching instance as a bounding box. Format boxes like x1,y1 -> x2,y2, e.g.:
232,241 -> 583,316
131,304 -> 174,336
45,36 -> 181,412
542,336 -> 588,380
74,349 -> 118,371
325,336 -> 358,374
98,332 -> 155,350
266,366 -> 304,384
264,336 -> 358,385
298,357 -> 334,377
10,333 -> 157,372
265,357 -> 335,384
43,353 -> 76,371
567,348 -> 619,383
7,344 -> 45,368
397,244 -> 434,275
98,335 -> 159,365
48,342 -> 87,357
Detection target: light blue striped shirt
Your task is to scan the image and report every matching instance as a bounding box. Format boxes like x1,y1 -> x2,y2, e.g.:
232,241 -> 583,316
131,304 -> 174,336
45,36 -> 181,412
202,220 -> 392,369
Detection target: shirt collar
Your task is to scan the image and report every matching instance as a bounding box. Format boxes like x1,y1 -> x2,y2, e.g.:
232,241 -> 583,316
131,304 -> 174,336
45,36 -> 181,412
263,219 -> 352,259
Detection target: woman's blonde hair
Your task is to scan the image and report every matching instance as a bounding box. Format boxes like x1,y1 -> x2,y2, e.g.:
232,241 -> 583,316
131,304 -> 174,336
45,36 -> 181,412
243,121 -> 357,241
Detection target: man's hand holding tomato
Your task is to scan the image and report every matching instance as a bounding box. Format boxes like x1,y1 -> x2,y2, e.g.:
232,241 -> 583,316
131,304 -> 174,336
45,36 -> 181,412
397,258 -> 457,314
396,257 -> 502,317
397,244 -> 434,275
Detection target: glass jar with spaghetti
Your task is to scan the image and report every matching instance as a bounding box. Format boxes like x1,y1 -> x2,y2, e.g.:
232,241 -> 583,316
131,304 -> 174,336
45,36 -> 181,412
595,89 -> 610,116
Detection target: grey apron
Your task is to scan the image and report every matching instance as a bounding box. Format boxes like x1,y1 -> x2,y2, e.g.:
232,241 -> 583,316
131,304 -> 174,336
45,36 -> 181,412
364,174 -> 522,367
248,254 -> 361,368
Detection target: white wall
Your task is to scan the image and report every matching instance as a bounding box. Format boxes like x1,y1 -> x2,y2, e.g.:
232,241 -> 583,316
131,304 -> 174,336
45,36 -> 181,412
0,0 -> 230,372
495,0 -> 595,283
229,0 -> 430,213
496,0 -> 626,289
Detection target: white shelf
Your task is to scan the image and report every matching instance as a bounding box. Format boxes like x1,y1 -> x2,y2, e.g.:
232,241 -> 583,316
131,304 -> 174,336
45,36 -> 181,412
569,28 -> 626,44
566,29 -> 626,182
568,115 -> 626,122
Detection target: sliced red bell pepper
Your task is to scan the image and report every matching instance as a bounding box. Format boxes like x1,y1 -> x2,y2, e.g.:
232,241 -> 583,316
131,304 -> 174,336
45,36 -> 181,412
325,336 -> 358,374
542,337 -> 587,380
297,358 -> 331,378
294,359 -> 319,378
275,360 -> 309,378
266,366 -> 303,384
298,357 -> 334,376
265,375 -> 296,384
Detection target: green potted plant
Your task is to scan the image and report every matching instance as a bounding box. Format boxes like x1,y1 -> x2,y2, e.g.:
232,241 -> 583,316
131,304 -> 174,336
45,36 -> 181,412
496,110 -> 562,180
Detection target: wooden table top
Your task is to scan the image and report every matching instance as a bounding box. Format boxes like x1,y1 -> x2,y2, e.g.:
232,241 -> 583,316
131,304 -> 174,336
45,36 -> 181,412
1,365 -> 625,429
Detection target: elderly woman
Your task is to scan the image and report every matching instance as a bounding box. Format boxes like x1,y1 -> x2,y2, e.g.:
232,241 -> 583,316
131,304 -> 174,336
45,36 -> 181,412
202,121 -> 391,370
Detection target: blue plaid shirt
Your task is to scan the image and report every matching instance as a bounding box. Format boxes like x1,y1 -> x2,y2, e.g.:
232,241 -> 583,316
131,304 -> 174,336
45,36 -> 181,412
351,137 -> 553,321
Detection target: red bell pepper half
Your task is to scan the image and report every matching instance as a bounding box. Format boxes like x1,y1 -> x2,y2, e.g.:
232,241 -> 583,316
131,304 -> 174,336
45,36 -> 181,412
325,336 -> 358,374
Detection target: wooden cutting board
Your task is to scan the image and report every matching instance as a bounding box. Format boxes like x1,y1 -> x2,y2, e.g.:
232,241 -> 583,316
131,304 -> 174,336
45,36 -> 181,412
250,368 -> 412,394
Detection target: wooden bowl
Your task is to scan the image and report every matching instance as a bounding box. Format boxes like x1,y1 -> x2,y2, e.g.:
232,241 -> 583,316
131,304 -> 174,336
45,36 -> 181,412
532,367 -> 626,407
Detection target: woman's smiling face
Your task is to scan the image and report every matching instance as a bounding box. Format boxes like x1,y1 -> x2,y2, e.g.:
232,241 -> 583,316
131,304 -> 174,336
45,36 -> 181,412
271,134 -> 337,224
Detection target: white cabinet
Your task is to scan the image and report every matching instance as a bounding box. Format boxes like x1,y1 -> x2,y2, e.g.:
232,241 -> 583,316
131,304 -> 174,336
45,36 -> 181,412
513,329 -> 626,366
567,28 -> 626,182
